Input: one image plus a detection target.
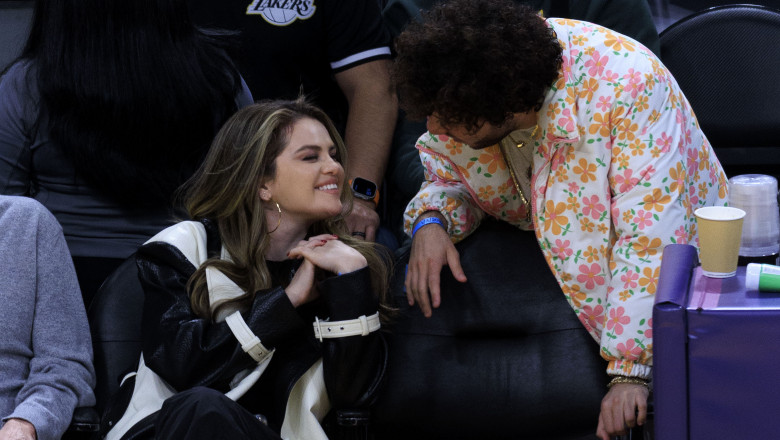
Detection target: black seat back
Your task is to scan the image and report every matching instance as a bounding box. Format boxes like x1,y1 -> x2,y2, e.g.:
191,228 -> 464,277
659,5 -> 780,178
87,256 -> 145,413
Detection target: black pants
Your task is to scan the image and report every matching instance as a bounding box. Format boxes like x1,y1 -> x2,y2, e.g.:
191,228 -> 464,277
155,387 -> 280,440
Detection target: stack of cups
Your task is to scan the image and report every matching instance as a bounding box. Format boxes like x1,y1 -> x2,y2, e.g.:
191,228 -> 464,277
728,174 -> 780,265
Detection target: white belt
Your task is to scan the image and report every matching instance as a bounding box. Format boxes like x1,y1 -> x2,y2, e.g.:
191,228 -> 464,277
313,312 -> 381,342
226,311 -> 273,363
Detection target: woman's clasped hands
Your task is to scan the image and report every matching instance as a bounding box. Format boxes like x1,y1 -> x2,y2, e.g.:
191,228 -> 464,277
285,234 -> 367,307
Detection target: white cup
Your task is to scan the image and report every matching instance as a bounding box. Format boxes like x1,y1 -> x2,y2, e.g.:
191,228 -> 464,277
728,174 -> 780,258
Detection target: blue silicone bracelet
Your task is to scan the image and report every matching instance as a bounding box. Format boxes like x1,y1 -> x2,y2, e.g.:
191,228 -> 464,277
412,216 -> 446,238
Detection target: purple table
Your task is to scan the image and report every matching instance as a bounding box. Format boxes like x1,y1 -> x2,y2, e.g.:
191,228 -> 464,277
654,244 -> 780,440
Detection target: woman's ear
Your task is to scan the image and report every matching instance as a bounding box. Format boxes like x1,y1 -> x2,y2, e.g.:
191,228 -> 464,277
258,185 -> 273,202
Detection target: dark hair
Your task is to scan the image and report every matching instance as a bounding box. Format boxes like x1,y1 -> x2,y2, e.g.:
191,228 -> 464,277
183,99 -> 392,321
21,0 -> 243,206
393,0 -> 562,131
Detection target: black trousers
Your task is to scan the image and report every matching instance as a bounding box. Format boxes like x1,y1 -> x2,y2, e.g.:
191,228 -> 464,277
155,387 -> 281,440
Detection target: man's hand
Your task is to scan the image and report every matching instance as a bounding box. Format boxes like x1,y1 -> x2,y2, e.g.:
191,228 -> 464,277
346,198 -> 380,242
405,213 -> 467,317
596,383 -> 649,440
0,418 -> 37,440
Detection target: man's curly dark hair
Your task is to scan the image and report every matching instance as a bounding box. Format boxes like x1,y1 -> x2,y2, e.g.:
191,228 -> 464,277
394,0 -> 563,132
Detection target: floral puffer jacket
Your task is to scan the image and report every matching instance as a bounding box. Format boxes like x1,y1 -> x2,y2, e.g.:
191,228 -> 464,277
403,18 -> 729,378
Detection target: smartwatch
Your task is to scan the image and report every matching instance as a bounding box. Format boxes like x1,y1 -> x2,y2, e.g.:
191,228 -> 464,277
350,178 -> 380,204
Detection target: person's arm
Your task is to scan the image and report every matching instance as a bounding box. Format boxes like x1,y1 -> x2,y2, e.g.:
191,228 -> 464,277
0,62 -> 34,195
137,241 -> 310,391
3,199 -> 95,440
335,59 -> 398,240
402,133 -> 487,316
596,54 -> 727,439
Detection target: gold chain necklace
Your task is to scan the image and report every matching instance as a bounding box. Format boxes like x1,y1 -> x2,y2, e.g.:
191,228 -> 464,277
507,124 -> 539,149
501,124 -> 538,222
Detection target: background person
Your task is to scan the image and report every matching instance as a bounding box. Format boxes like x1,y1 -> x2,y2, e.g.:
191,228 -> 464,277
190,0 -> 398,243
0,0 -> 252,306
393,1 -> 728,438
0,195 -> 95,440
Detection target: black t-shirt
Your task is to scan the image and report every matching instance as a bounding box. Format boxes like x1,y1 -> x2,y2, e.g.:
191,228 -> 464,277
190,0 -> 392,132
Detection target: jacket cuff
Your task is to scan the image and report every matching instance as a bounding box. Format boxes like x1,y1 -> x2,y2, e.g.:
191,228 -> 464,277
5,401 -> 63,440
318,267 -> 378,320
244,286 -> 308,349
607,360 -> 652,380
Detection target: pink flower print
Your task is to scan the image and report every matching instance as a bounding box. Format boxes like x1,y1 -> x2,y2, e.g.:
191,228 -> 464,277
621,270 -> 639,289
606,306 -> 631,335
632,209 -> 653,230
552,239 -> 573,260
558,109 -> 576,134
582,194 -> 606,220
674,225 -> 688,244
645,318 -> 653,339
604,70 -> 619,83
656,132 -> 673,152
577,263 -> 606,290
614,169 -> 640,193
596,95 -> 612,112
616,338 -> 642,361
568,181 -> 580,194
581,304 -> 605,333
585,50 -> 609,77
623,68 -> 643,85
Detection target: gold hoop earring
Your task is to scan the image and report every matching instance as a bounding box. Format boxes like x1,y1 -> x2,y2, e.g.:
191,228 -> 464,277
268,202 -> 282,234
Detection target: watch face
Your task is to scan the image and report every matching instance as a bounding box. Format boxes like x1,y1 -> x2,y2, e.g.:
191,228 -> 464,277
352,177 -> 377,198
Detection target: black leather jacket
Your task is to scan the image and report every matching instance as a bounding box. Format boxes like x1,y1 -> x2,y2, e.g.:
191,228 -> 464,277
134,219 -> 387,433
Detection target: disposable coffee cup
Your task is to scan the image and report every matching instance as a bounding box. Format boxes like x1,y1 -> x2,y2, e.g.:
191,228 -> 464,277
695,206 -> 746,278
728,174 -> 780,259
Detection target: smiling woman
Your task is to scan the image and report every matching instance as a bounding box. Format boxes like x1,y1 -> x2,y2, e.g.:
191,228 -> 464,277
101,99 -> 393,440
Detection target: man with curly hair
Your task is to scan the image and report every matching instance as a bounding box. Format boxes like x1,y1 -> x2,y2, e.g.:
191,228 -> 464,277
395,0 -> 728,438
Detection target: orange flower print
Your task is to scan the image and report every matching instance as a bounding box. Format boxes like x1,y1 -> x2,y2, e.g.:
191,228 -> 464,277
604,33 -> 636,52
617,119 -> 638,141
668,162 -> 685,195
445,140 -> 463,156
632,236 -> 662,258
571,34 -> 588,46
567,284 -> 587,307
621,210 -> 634,224
628,139 -> 645,157
648,110 -> 662,124
618,289 -> 631,301
577,263 -> 606,290
544,200 -> 570,235
616,338 -> 642,361
580,217 -> 595,232
477,149 -> 506,175
606,306 -> 631,335
546,102 -> 561,119
635,95 -> 649,112
588,112 -> 611,137
566,195 -> 580,211
583,245 -> 600,263
579,77 -> 600,102
638,265 -> 660,294
643,188 -> 671,212
572,158 -> 598,183
477,185 -> 496,200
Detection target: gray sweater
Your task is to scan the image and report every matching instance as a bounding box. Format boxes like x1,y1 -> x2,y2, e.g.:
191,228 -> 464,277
0,195 -> 95,440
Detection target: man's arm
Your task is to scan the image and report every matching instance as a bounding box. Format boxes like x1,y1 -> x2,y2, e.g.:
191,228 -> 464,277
335,59 -> 398,241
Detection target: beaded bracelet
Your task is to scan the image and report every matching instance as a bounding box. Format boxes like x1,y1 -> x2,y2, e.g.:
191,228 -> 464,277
607,375 -> 649,389
411,216 -> 446,238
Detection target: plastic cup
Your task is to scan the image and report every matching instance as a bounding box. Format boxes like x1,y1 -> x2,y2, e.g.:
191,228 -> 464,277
728,174 -> 780,258
695,206 -> 746,278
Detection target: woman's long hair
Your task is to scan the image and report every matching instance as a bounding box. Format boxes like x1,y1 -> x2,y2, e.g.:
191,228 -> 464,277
21,0 -> 243,206
182,99 -> 392,321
